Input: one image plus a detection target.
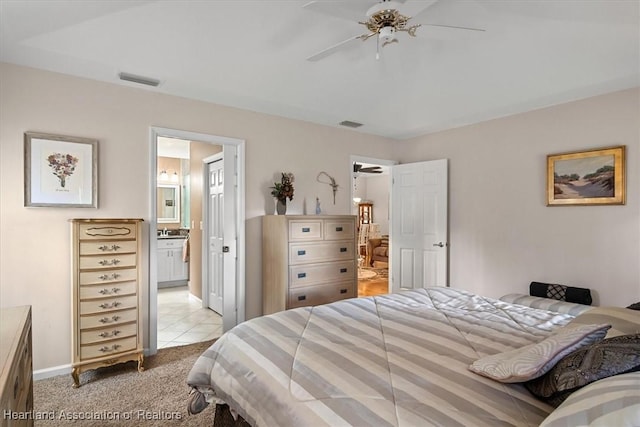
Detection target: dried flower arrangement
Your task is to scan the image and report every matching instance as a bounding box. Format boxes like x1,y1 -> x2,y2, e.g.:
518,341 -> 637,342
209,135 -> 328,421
270,172 -> 295,202
47,152 -> 79,188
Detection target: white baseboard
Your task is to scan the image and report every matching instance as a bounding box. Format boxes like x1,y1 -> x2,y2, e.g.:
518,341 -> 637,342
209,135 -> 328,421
189,293 -> 202,303
34,364 -> 72,381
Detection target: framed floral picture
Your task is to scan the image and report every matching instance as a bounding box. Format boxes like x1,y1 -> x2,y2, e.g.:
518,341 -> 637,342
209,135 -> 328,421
24,132 -> 98,207
547,146 -> 625,206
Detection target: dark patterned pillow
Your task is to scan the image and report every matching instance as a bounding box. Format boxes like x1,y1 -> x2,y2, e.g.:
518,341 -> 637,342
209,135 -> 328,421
627,302 -> 640,310
525,334 -> 640,406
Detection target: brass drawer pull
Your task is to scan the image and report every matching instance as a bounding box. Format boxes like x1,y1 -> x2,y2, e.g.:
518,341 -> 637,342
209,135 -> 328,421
335,227 -> 343,232
301,227 -> 310,232
99,315 -> 121,324
297,250 -> 306,256
98,244 -> 121,252
340,247 -> 347,252
297,272 -> 306,278
340,288 -> 348,294
98,273 -> 120,281
99,302 -> 121,309
98,344 -> 121,353
98,259 -> 121,266
98,287 -> 121,295
297,295 -> 306,301
98,330 -> 121,338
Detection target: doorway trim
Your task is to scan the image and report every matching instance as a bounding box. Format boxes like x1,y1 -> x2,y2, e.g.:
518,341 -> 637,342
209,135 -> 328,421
148,126 -> 245,356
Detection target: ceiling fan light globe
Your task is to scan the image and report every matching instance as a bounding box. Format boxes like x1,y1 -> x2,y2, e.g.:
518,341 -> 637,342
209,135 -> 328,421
379,26 -> 395,43
366,0 -> 402,18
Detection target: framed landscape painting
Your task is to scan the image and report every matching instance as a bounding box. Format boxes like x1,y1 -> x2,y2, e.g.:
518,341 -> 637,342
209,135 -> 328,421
547,146 -> 625,206
24,132 -> 98,207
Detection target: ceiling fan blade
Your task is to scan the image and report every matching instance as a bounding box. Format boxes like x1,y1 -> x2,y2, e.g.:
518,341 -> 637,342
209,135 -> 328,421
422,23 -> 485,32
306,35 -> 363,62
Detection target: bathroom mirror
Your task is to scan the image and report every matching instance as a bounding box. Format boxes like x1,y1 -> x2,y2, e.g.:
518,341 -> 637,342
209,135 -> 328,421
157,184 -> 180,223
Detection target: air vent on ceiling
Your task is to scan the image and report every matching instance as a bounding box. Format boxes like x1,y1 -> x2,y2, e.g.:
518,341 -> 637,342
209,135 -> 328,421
339,120 -> 363,128
118,72 -> 160,87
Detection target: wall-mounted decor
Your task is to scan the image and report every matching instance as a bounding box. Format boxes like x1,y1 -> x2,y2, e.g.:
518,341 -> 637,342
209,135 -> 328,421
24,132 -> 98,207
547,146 -> 625,206
317,171 -> 338,204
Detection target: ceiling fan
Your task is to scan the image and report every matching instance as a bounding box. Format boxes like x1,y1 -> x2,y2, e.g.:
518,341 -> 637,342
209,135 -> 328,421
354,163 -> 383,174
304,0 -> 485,61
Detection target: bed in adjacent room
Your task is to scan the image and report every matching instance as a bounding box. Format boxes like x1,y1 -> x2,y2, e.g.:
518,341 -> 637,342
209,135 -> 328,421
187,287 -> 640,427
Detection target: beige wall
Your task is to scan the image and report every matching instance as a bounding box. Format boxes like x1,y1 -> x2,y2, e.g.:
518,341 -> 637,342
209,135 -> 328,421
1,61 -> 638,373
395,88 -> 640,307
0,63 -> 393,371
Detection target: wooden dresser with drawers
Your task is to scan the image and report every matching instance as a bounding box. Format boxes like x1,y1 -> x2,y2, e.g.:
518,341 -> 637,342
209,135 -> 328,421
0,306 -> 33,427
262,215 -> 358,315
70,218 -> 144,388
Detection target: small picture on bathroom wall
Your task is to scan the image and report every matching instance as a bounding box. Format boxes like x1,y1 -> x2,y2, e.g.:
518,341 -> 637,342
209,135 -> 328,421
24,132 -> 98,207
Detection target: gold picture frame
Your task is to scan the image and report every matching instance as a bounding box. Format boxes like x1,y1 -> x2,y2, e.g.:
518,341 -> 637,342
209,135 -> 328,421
547,146 -> 625,206
24,132 -> 98,207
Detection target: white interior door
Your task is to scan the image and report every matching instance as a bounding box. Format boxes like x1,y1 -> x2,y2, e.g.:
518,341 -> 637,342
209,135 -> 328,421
204,146 -> 237,331
391,159 -> 448,291
207,156 -> 224,314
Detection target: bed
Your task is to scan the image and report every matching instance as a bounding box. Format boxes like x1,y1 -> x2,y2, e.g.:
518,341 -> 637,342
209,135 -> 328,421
187,287 -> 640,426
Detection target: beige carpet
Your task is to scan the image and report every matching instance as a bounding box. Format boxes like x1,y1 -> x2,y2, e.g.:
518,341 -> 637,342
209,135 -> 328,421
33,340 -> 217,426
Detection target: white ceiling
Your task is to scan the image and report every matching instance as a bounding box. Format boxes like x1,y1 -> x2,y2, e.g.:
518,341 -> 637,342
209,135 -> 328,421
1,1 -> 638,139
157,137 -> 190,159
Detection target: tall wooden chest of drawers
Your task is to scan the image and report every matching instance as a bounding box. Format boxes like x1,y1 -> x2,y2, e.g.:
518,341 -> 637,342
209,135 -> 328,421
262,215 -> 358,315
70,219 -> 144,388
0,306 -> 33,427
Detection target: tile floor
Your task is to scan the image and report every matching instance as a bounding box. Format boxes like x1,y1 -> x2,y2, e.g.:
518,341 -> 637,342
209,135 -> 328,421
157,286 -> 223,348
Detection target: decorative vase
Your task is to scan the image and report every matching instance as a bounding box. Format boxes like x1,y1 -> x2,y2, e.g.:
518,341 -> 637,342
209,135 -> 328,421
276,199 -> 287,215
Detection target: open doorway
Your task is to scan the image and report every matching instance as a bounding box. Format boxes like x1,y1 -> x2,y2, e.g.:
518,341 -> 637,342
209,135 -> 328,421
350,155 -> 396,297
155,137 -> 222,348
148,127 -> 245,356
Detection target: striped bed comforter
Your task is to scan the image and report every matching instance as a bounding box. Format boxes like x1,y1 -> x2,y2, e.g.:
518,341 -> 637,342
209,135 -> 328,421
187,287 -> 576,426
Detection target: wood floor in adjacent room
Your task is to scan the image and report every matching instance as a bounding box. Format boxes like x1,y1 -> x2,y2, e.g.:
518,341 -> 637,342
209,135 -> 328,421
357,266 -> 389,297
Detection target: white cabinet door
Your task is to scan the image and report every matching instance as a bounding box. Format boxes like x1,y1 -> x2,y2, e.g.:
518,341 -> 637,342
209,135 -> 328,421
157,248 -> 172,282
171,248 -> 189,281
158,239 -> 189,283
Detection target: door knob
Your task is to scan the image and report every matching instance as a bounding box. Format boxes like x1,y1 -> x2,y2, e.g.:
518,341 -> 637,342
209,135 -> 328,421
433,242 -> 446,247
222,246 -> 230,253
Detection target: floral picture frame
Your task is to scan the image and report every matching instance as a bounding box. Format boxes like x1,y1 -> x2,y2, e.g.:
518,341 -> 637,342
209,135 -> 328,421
24,132 -> 98,207
547,146 -> 625,206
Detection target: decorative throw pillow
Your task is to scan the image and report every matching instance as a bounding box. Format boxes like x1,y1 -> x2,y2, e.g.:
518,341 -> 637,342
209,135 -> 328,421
568,307 -> 640,338
539,372 -> 640,427
525,334 -> 640,406
468,323 -> 610,383
530,281 -> 593,305
627,302 -> 640,311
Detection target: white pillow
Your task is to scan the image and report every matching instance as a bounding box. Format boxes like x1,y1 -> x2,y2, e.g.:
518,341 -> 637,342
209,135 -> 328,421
468,323 -> 610,383
540,372 -> 640,427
